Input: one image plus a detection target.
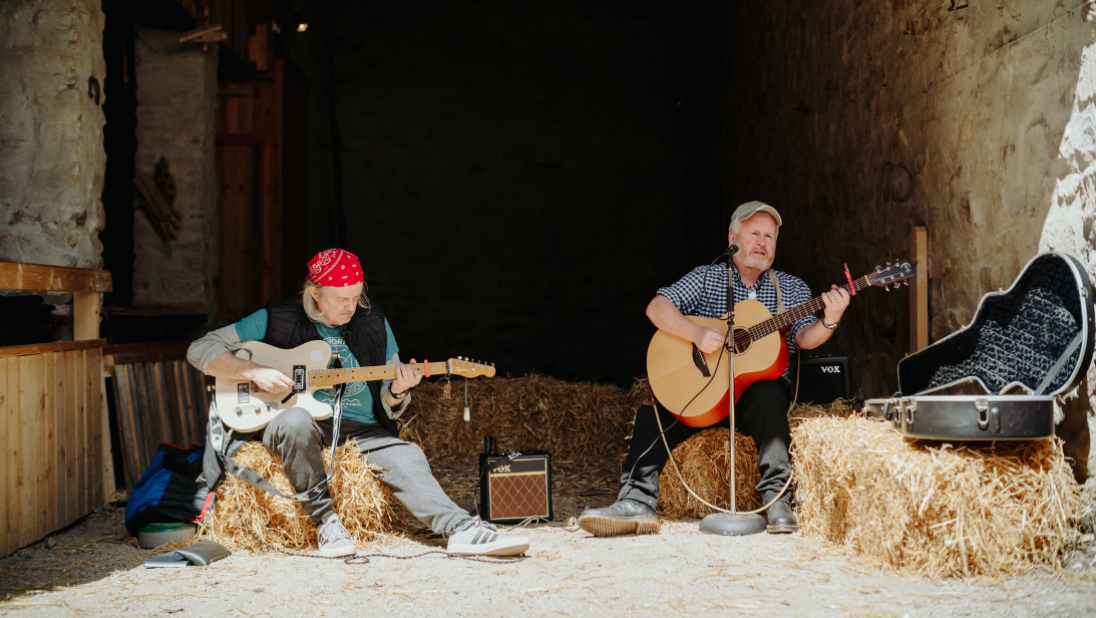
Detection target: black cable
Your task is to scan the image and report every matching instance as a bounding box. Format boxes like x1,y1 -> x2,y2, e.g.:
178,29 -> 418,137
623,249 -> 731,494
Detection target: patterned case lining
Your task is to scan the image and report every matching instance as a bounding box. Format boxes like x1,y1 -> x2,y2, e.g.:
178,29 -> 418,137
899,253 -> 1094,397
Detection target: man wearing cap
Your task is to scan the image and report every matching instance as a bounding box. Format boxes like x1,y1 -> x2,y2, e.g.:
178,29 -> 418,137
577,202 -> 849,535
188,248 -> 529,557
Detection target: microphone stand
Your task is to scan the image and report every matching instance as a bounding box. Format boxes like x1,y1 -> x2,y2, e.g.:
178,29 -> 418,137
699,252 -> 767,536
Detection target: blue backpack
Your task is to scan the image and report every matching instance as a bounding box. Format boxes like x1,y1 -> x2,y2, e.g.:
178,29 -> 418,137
125,443 -> 214,536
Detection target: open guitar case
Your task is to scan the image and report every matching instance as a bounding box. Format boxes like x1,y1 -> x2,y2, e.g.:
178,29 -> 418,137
866,251 -> 1095,440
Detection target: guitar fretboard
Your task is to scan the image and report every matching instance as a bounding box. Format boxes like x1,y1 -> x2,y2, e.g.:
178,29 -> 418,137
308,361 -> 450,387
741,275 -> 871,343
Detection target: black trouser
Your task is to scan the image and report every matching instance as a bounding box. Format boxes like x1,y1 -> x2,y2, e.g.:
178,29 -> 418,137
617,379 -> 793,511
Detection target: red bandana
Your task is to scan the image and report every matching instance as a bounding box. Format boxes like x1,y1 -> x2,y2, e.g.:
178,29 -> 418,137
307,248 -> 363,287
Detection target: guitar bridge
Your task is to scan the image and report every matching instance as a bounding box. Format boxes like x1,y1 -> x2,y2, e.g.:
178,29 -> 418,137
691,344 -> 711,377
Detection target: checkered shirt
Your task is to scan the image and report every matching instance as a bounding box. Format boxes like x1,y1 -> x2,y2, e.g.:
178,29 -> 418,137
656,263 -> 817,378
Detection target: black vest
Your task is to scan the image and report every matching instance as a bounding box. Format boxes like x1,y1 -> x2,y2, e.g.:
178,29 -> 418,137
262,297 -> 395,434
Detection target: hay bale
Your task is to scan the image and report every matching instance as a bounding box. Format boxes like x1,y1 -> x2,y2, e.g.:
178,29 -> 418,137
789,398 -> 858,428
199,442 -> 405,551
792,416 -> 1081,577
657,429 -> 762,518
402,374 -> 648,465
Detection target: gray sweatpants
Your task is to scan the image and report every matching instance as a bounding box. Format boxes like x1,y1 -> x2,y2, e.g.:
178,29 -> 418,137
262,407 -> 471,536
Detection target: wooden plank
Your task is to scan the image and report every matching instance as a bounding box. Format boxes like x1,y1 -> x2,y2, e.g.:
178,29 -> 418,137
164,360 -> 185,446
132,363 -> 156,478
44,350 -> 58,533
19,354 -> 42,545
0,261 -> 112,293
0,339 -> 105,359
72,291 -> 101,341
0,358 -> 11,556
63,349 -> 78,527
99,369 -> 118,503
178,361 -> 200,447
71,349 -> 85,519
3,356 -> 22,557
110,365 -> 140,492
86,347 -> 103,512
910,226 -> 929,353
153,361 -> 175,446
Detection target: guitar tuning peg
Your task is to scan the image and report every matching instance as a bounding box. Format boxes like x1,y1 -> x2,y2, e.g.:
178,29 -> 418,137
457,356 -> 463,360
903,280 -> 909,286
885,285 -> 891,292
875,265 -> 881,270
491,362 -> 495,367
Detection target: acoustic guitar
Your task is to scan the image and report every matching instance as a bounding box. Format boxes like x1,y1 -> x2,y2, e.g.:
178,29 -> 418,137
215,340 -> 495,431
646,260 -> 915,427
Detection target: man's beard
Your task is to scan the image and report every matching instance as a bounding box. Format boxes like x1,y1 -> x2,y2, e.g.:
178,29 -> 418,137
739,252 -> 774,273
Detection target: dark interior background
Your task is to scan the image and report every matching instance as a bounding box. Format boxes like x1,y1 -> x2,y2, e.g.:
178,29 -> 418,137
312,0 -> 733,386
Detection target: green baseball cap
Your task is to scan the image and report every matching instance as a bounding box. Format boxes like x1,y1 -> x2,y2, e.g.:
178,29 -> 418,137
729,201 -> 783,231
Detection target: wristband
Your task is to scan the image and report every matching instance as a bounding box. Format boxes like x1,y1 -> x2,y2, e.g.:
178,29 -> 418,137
390,388 -> 409,400
822,320 -> 839,330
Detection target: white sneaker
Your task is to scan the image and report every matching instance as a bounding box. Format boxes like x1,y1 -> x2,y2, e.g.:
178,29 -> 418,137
447,517 -> 530,556
317,516 -> 356,558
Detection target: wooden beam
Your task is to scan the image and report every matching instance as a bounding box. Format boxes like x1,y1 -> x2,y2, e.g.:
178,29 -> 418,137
0,262 -> 112,293
73,291 -> 101,341
910,226 -> 929,353
0,340 -> 106,359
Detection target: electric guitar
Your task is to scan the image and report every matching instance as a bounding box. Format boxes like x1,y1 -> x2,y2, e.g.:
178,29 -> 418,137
646,260 -> 915,428
214,340 -> 496,431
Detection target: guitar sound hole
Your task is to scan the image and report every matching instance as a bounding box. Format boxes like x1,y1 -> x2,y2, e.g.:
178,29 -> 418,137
732,328 -> 752,354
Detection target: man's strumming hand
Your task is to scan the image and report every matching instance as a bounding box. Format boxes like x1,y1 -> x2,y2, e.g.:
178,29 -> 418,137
241,366 -> 294,393
694,326 -> 728,354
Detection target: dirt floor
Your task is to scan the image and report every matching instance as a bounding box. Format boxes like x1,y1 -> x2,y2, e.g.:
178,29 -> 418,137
2,461 -> 1096,618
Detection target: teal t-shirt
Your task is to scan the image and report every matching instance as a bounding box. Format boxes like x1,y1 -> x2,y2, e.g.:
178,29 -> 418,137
234,308 -> 399,424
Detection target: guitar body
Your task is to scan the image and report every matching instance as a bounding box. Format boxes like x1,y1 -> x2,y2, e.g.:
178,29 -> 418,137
646,299 -> 788,428
215,340 -> 335,432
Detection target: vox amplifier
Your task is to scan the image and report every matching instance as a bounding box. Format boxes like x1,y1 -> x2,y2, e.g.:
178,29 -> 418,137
793,355 -> 851,405
478,438 -> 553,524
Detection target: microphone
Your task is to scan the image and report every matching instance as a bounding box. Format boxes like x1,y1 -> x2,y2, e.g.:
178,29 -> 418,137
725,242 -> 742,257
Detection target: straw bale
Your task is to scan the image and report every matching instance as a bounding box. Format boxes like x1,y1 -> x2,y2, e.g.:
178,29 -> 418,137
791,416 -> 1081,577
402,374 -> 648,464
657,429 -> 762,518
789,398 -> 858,428
199,442 -> 406,551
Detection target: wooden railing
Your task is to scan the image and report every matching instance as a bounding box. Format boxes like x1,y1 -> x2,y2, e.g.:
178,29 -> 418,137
0,261 -> 113,558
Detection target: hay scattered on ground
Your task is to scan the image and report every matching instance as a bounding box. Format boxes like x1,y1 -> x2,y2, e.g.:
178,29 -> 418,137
658,429 -> 762,518
199,442 -> 407,551
792,415 -> 1081,578
402,374 -> 648,464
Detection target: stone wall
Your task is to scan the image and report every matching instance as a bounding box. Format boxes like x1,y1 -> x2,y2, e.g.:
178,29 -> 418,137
0,0 -> 106,271
724,2 -> 1096,477
130,27 -> 217,315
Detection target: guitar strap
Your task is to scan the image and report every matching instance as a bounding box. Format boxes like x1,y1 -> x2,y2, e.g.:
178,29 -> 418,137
208,400 -> 329,503
766,269 -> 785,314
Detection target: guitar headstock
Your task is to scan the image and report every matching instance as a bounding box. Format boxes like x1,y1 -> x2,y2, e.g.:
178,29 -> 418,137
867,259 -> 915,290
447,357 -> 497,378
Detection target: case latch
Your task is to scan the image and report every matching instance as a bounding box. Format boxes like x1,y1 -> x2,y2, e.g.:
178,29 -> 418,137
975,398 -> 990,430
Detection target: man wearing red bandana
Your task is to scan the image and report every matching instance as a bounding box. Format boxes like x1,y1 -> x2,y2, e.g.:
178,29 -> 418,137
188,249 -> 529,557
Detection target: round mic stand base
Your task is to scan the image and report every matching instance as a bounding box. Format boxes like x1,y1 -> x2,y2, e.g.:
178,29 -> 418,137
699,512 -> 767,536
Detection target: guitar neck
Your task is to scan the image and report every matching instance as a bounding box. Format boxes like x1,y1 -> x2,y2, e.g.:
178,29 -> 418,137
747,275 -> 872,339
308,361 -> 449,388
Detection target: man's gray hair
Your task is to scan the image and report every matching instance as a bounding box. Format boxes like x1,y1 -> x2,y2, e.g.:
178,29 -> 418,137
301,280 -> 370,324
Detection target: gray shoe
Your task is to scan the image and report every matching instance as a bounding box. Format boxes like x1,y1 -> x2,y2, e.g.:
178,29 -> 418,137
577,500 -> 661,537
318,516 -> 356,557
447,517 -> 530,556
765,501 -> 799,534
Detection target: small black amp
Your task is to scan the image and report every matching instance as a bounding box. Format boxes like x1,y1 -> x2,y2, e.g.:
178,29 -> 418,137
793,355 -> 851,405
